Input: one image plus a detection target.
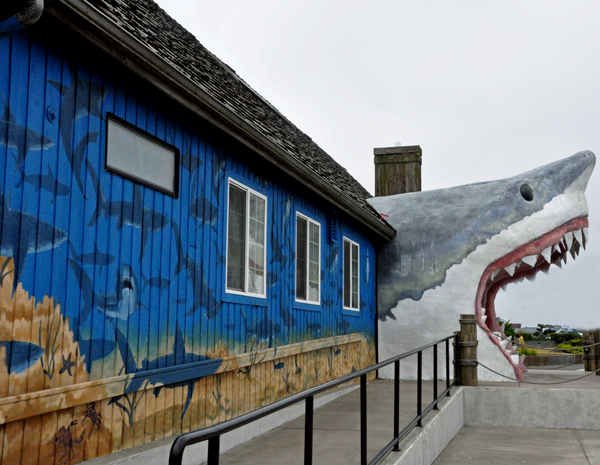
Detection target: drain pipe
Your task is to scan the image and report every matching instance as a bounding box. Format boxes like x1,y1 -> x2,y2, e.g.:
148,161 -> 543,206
0,0 -> 44,38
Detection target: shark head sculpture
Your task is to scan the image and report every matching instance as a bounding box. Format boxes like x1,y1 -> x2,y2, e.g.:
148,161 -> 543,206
368,151 -> 595,381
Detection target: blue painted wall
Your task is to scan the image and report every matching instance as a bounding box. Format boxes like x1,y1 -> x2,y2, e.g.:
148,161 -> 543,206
0,19 -> 377,383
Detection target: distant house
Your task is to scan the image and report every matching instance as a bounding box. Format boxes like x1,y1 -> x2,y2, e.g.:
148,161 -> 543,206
0,1 -> 395,463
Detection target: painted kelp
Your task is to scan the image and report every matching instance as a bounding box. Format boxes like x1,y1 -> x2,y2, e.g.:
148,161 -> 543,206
0,19 -> 376,464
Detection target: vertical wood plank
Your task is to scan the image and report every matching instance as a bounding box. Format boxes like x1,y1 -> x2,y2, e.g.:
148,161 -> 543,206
2,419 -> 24,465
38,411 -> 57,465
22,415 -> 42,465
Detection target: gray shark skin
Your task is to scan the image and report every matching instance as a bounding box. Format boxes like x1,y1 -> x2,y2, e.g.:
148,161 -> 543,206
0,340 -> 44,374
16,163 -> 70,203
368,151 -> 595,382
47,62 -> 105,197
0,187 -> 68,290
86,159 -> 169,260
96,264 -> 146,320
114,325 -> 221,419
368,151 -> 596,321
0,99 -> 54,172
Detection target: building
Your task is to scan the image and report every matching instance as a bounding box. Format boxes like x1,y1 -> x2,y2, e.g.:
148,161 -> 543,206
0,1 -> 395,463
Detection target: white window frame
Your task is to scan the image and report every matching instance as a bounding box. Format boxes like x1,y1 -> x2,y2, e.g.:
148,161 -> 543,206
295,213 -> 321,305
343,237 -> 360,311
225,178 -> 268,298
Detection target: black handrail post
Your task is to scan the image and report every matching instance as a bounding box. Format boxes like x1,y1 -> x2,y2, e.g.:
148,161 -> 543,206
433,344 -> 438,410
417,351 -> 422,427
361,374 -> 368,465
445,338 -> 451,396
207,435 -> 220,465
453,332 -> 459,386
304,395 -> 314,465
393,360 -> 400,451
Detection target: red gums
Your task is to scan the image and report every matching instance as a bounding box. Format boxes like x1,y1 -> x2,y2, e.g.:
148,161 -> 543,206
475,216 -> 589,381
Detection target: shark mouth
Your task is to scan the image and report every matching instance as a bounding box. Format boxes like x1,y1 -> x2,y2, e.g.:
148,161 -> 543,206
475,216 -> 589,380
123,278 -> 133,291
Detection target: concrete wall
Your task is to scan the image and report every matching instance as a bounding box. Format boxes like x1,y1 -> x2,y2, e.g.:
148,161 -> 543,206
464,387 -> 600,430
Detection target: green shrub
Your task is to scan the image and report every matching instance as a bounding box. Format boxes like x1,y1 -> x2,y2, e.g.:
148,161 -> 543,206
518,347 -> 537,356
555,340 -> 583,354
550,333 -> 580,344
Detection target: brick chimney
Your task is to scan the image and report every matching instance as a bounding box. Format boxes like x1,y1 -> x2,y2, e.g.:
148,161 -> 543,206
374,145 -> 422,196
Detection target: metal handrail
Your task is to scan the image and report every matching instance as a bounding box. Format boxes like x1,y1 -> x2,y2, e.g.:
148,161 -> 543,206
169,334 -> 459,465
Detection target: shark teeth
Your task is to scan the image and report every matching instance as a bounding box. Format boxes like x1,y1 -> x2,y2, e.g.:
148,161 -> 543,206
583,228 -> 588,249
481,315 -> 487,323
564,231 -> 574,249
573,229 -> 583,246
490,269 -> 500,281
541,246 -> 552,263
521,255 -> 538,267
511,354 -> 520,364
504,263 -> 517,276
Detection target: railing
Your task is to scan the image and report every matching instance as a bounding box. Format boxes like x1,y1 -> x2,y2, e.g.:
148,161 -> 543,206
169,334 -> 459,465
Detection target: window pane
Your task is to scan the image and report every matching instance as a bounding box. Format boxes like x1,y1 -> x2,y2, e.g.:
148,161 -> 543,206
308,222 -> 320,302
227,185 -> 246,291
106,117 -> 177,194
351,243 -> 359,309
248,193 -> 266,295
296,217 -> 307,300
343,240 -> 350,307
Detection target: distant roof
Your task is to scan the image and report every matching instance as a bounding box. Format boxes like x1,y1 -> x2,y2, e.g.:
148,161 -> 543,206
45,0 -> 395,240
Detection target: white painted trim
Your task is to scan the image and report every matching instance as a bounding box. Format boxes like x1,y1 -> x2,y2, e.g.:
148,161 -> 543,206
225,178 -> 267,298
295,212 -> 321,305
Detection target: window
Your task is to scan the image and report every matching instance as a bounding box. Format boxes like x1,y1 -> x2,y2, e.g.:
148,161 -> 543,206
105,113 -> 179,197
343,238 -> 359,310
226,179 -> 267,297
296,213 -> 320,304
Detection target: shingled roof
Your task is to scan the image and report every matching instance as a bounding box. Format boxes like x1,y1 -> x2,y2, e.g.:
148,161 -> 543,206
44,0 -> 395,239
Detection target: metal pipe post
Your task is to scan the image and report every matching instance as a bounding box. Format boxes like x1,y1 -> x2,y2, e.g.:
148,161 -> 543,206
207,436 -> 220,465
393,360 -> 400,451
417,351 -> 422,427
445,338 -> 451,396
304,396 -> 314,465
433,344 -> 438,410
361,374 -> 368,465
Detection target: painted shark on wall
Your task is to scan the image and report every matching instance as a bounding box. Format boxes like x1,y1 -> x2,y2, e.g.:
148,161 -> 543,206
368,151 -> 595,381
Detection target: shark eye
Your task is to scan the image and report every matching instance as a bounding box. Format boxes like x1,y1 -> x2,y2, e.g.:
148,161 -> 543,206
520,184 -> 534,201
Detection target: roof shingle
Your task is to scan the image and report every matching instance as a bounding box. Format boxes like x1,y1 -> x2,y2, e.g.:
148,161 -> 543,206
81,0 -> 391,228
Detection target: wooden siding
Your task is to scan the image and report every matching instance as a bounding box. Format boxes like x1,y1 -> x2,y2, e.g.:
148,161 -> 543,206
0,20 -> 378,465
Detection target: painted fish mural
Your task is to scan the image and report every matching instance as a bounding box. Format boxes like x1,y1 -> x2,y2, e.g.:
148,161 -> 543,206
0,99 -> 54,172
47,61 -> 106,197
96,264 -> 146,321
87,160 -> 170,260
115,325 -> 221,419
16,163 -> 70,202
0,186 -> 68,290
0,340 -> 44,374
68,240 -> 116,275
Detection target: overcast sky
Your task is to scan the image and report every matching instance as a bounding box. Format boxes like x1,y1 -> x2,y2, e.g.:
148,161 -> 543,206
154,0 -> 600,329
